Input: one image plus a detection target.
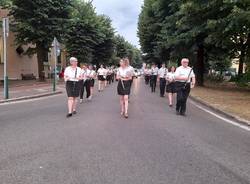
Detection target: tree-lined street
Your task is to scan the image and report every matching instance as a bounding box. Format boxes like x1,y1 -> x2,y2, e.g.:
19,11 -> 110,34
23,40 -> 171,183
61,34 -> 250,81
0,79 -> 249,184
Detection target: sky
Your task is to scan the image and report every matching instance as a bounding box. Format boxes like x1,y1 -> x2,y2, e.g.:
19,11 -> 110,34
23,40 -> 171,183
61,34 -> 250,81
92,0 -> 144,48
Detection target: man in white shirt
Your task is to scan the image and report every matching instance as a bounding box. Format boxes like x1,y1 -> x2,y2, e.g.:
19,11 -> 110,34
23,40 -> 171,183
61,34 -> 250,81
158,63 -> 167,97
150,63 -> 159,93
174,58 -> 196,116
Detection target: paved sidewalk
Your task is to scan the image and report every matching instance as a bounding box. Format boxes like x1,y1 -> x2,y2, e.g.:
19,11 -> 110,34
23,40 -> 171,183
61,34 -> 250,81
0,80 -> 64,101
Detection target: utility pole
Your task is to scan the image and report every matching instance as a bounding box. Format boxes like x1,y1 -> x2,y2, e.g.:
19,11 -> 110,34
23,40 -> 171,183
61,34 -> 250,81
52,37 -> 60,92
3,17 -> 9,99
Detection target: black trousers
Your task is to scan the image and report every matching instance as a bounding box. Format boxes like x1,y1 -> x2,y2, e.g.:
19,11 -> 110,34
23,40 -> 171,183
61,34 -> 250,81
80,80 -> 91,99
150,75 -> 157,92
145,75 -> 150,85
176,82 -> 191,114
159,78 -> 166,96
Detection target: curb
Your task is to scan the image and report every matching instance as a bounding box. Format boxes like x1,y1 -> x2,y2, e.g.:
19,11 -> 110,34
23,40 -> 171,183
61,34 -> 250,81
189,95 -> 250,127
0,91 -> 63,104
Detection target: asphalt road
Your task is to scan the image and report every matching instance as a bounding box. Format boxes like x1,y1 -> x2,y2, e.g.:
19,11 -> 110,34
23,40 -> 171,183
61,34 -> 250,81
0,78 -> 249,184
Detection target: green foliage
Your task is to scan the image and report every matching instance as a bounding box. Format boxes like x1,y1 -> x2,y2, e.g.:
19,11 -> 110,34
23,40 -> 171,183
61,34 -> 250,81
10,0 -> 72,78
7,0 -> 141,75
230,72 -> 250,87
205,73 -> 224,83
138,0 -> 250,86
0,0 -> 12,7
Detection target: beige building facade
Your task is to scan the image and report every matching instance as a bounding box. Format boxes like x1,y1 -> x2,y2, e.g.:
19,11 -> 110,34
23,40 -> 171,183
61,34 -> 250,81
0,8 -> 67,80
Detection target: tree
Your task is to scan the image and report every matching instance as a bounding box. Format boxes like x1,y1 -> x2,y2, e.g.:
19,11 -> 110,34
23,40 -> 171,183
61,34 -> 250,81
0,0 -> 11,7
10,0 -> 72,80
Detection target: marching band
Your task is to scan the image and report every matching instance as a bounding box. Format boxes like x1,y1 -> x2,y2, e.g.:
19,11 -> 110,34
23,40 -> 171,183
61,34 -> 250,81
64,57 -> 195,118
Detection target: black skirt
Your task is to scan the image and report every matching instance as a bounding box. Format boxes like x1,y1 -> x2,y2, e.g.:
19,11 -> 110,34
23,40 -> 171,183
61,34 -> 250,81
66,81 -> 80,97
98,75 -> 105,81
117,80 -> 131,96
166,82 -> 176,93
89,79 -> 95,87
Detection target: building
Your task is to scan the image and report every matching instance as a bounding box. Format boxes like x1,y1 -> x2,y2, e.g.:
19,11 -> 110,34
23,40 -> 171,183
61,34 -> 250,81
0,8 -> 67,80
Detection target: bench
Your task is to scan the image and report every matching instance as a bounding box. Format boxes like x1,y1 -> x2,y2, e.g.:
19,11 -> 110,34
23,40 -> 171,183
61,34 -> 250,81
21,73 -> 36,80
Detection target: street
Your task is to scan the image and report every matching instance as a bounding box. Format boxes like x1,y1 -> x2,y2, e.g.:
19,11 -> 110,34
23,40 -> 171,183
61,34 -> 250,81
0,78 -> 249,184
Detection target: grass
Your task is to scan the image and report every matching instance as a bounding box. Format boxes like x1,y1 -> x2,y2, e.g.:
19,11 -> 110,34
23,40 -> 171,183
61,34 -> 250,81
191,82 -> 250,122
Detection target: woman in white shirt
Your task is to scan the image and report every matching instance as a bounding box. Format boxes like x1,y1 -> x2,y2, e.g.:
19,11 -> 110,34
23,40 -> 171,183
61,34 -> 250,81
116,59 -> 133,118
97,64 -> 106,92
166,66 -> 176,107
88,64 -> 96,100
64,57 -> 82,118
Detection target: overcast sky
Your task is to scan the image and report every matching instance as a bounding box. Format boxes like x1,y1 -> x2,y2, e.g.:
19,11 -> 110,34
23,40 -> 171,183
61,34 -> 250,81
92,0 -> 144,48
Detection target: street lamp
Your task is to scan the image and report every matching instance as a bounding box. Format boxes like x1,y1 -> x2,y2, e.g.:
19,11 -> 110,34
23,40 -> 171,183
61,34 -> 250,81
2,17 -> 9,99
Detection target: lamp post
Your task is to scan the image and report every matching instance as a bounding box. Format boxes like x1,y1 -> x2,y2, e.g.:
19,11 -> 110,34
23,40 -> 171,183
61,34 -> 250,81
52,37 -> 60,92
3,17 -> 9,99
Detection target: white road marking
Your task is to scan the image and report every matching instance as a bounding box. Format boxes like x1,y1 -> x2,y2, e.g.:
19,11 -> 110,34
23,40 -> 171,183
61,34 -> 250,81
190,101 -> 250,132
0,93 -> 63,106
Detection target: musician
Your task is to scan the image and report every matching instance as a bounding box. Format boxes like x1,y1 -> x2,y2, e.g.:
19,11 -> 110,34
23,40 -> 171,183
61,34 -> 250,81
158,63 -> 167,97
144,65 -> 151,85
174,58 -> 196,116
150,63 -> 159,93
116,59 -> 133,118
166,66 -> 176,107
97,64 -> 106,92
64,57 -> 82,118
88,64 -> 96,100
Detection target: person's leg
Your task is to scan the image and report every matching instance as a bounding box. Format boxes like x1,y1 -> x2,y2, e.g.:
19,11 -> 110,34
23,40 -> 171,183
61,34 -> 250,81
163,79 -> 166,96
72,97 -> 78,113
168,93 -> 173,106
160,79 -> 166,96
86,80 -> 91,99
120,96 -> 125,114
180,86 -> 191,115
176,90 -> 182,114
68,97 -> 74,114
124,95 -> 129,116
90,87 -> 94,97
153,76 -> 157,92
79,81 -> 84,102
98,80 -> 101,91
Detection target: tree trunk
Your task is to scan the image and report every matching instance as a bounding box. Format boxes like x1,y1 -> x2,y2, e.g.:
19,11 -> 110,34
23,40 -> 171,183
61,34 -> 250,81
36,43 -> 46,81
238,38 -> 247,76
238,54 -> 244,76
195,44 -> 205,86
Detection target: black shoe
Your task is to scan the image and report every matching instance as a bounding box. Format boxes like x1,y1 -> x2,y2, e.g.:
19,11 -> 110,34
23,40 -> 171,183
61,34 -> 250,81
180,112 -> 186,116
176,111 -> 180,115
66,113 -> 73,118
169,104 -> 173,107
73,111 -> 77,115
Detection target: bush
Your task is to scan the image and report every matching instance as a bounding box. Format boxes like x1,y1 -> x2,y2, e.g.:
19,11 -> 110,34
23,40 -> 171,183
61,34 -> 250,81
206,73 -> 224,83
230,72 -> 250,87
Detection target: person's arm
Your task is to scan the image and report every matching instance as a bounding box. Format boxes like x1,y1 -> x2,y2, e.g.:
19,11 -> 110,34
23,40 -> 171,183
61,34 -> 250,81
116,70 -> 121,80
191,71 -> 196,88
64,68 -> 70,82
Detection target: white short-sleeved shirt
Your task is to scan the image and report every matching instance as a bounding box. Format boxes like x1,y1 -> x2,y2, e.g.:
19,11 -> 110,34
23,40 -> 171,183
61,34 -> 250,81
128,65 -> 135,74
64,66 -> 82,81
144,69 -> 151,75
175,66 -> 195,83
89,70 -> 96,78
166,72 -> 175,81
158,67 -> 168,78
117,67 -> 132,78
97,68 -> 106,76
151,67 -> 159,75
